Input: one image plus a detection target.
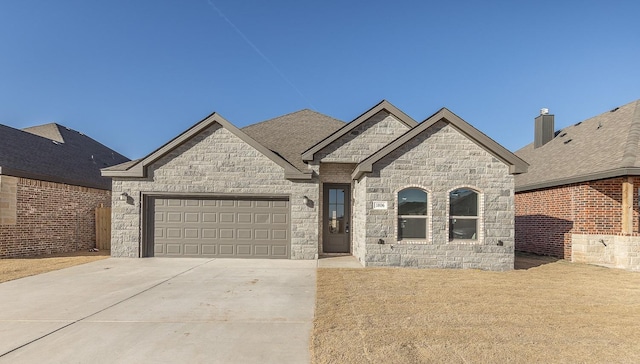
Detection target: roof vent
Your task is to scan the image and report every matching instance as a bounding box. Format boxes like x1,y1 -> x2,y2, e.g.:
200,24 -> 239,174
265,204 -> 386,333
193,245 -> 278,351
610,107 -> 619,113
564,139 -> 573,144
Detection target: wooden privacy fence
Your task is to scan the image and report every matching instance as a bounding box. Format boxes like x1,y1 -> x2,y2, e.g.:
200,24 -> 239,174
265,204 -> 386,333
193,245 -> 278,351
95,205 -> 111,250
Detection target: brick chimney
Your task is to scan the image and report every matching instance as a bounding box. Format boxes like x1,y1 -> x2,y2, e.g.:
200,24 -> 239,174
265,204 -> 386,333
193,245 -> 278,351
534,108 -> 554,148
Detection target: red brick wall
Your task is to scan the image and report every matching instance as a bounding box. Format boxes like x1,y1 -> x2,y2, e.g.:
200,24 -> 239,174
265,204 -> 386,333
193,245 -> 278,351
0,178 -> 111,258
515,177 -> 640,259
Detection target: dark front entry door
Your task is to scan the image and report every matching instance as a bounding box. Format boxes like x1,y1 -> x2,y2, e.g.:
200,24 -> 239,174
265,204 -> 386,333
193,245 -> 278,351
323,184 -> 351,253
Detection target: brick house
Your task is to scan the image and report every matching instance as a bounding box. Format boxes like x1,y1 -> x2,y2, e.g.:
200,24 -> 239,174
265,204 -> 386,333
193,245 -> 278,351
515,99 -> 640,271
0,123 -> 129,257
103,100 -> 527,270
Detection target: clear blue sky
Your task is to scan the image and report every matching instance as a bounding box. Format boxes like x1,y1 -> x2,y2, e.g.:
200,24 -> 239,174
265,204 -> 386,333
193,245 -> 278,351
1,1 -> 639,159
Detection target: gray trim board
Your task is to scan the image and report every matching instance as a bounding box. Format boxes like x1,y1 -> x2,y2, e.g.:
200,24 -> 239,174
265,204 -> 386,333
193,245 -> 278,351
101,112 -> 312,180
352,108 -> 529,180
301,100 -> 418,162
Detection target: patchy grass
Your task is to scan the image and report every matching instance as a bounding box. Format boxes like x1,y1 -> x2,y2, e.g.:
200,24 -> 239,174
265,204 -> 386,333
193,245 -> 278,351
311,254 -> 640,363
0,250 -> 110,283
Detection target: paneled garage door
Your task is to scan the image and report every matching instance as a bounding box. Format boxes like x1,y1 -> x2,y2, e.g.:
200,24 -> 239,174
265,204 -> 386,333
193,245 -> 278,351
149,197 -> 290,258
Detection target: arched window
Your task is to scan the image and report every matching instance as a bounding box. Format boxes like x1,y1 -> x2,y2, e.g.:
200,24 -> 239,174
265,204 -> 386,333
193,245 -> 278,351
397,188 -> 428,240
449,188 -> 479,240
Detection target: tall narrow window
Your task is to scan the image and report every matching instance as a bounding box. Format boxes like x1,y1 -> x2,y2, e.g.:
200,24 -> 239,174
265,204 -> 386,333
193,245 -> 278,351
449,188 -> 479,240
398,188 -> 428,240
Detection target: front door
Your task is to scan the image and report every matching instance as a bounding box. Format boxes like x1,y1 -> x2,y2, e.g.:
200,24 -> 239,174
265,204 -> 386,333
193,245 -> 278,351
323,184 -> 351,253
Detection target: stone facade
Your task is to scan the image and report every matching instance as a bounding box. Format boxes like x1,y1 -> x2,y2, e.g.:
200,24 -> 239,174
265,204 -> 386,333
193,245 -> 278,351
572,234 -> 640,271
110,124 -> 318,259
0,177 -> 111,258
315,111 -> 409,163
107,105 -> 519,270
354,121 -> 515,270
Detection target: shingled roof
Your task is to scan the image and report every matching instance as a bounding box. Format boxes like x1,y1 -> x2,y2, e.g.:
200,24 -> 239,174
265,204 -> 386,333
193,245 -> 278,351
0,123 -> 130,190
242,109 -> 345,171
515,99 -> 640,192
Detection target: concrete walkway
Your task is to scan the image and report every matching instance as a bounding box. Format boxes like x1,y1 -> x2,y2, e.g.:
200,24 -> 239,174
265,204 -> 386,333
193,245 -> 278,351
0,258 -> 316,364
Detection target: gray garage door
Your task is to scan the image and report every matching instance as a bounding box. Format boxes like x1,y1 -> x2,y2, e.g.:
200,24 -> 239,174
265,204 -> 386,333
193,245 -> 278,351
150,197 -> 290,258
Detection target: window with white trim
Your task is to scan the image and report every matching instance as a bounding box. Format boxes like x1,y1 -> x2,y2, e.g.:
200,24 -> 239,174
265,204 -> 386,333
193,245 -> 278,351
449,188 -> 479,240
397,188 -> 428,240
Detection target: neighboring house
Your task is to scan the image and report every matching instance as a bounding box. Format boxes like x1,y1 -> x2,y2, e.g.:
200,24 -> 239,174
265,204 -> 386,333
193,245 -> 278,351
0,123 -> 130,258
103,100 -> 527,270
515,99 -> 640,271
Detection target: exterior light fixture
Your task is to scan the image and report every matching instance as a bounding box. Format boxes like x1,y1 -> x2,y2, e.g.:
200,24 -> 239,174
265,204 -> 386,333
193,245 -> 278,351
303,196 -> 309,204
119,192 -> 129,201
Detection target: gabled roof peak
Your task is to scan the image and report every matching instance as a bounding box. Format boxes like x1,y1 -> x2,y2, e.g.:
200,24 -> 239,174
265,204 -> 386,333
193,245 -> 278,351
301,99 -> 418,162
352,107 -> 528,179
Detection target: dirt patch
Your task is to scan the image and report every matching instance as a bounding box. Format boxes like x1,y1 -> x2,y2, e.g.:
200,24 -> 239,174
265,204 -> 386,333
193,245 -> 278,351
311,255 -> 640,363
0,250 -> 110,283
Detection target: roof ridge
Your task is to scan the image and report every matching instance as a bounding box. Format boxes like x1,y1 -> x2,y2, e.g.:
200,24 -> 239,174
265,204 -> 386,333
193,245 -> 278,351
621,100 -> 640,167
243,109 -> 342,129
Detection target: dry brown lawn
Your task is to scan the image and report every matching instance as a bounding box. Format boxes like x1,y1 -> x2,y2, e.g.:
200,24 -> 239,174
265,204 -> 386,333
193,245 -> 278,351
0,250 -> 110,283
311,253 -> 640,364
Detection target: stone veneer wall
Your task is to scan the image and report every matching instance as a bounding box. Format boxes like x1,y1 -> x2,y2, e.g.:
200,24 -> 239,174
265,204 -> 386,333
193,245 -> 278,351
572,234 -> 640,271
357,121 -> 515,271
0,177 -> 110,258
110,123 -> 319,259
315,111 -> 410,163
352,177 -> 367,263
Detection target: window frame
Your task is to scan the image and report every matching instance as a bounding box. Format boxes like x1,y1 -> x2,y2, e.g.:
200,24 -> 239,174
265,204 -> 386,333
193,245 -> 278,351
448,187 -> 481,242
396,187 -> 431,243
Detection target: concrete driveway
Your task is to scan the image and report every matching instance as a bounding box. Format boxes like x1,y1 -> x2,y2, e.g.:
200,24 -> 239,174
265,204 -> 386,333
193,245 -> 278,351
0,258 -> 316,363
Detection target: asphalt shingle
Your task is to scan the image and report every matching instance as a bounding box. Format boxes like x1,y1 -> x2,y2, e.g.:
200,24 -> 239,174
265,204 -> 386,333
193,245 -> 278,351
0,123 -> 130,190
242,109 -> 345,171
515,99 -> 640,191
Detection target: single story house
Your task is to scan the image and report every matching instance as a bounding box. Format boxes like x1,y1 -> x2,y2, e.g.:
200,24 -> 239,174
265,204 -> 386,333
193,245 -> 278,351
103,100 -> 527,270
0,122 -> 130,257
515,99 -> 640,271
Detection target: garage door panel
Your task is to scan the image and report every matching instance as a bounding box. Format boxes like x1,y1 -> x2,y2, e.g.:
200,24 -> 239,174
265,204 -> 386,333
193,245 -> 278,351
151,197 -> 290,258
237,213 -> 252,223
219,229 -> 234,239
237,200 -> 252,208
272,246 -> 287,257
167,212 -> 182,222
166,244 -> 182,254
184,244 -> 199,255
254,213 -> 269,223
202,244 -> 217,254
220,213 -> 234,223
202,213 -> 217,223
237,229 -> 252,239
166,228 -> 182,238
237,245 -> 251,255
184,213 -> 200,223
255,229 -> 269,239
272,213 -> 287,224
202,228 -> 217,239
184,229 -> 199,239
